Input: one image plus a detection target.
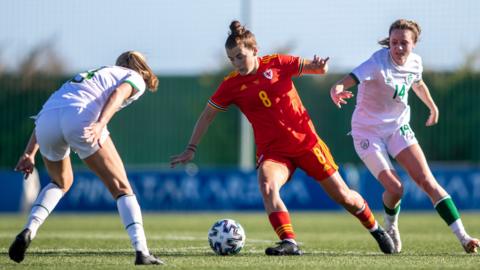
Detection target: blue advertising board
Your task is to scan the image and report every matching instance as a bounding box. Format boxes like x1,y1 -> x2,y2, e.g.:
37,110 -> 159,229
1,164 -> 480,212
0,171 -> 24,212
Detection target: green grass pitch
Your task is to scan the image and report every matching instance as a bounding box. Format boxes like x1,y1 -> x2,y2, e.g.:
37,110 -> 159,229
0,212 -> 479,269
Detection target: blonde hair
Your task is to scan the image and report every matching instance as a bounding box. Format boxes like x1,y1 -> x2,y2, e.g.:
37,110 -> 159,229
116,51 -> 158,91
378,19 -> 422,48
225,20 -> 257,50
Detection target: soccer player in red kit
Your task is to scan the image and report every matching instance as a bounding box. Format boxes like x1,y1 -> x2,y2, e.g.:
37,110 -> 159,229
171,20 -> 395,255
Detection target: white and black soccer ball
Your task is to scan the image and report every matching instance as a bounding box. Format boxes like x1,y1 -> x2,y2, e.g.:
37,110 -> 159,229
208,219 -> 246,255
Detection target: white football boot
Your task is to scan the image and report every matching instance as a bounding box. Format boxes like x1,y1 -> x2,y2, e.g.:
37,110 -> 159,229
384,213 -> 402,253
461,236 -> 479,253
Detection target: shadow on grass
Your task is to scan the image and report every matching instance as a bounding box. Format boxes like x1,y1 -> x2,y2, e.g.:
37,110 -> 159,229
0,250 -> 218,257
0,250 -> 473,258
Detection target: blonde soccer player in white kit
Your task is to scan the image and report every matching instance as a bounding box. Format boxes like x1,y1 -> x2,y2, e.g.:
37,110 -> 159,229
330,19 -> 479,254
10,51 -> 164,265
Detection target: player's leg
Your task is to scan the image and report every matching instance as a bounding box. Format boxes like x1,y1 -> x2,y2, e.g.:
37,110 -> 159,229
9,109 -> 73,263
361,151 -> 403,253
298,140 -> 394,254
9,157 -> 73,263
257,157 -> 302,255
318,172 -> 394,254
82,136 -> 163,264
354,135 -> 403,252
396,143 -> 479,253
26,157 -> 73,237
61,107 -> 162,264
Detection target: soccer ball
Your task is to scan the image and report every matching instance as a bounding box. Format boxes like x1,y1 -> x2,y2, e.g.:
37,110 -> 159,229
208,219 -> 246,255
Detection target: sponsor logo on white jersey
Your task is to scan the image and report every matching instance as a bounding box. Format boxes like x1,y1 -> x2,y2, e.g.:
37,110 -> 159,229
360,139 -> 370,150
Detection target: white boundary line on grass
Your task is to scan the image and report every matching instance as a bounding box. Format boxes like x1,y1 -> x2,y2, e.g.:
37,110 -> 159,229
0,232 -> 275,243
0,247 -> 384,256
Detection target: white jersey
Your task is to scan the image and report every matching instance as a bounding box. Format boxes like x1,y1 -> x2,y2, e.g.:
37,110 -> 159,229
39,66 -> 146,117
350,48 -> 423,136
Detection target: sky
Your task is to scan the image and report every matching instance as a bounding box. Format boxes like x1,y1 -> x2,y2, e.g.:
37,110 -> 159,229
2,0 -> 480,75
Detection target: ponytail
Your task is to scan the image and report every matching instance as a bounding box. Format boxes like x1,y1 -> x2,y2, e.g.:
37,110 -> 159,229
116,51 -> 158,92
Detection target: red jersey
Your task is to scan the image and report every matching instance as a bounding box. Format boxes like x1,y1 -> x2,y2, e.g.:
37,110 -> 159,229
208,54 -> 321,157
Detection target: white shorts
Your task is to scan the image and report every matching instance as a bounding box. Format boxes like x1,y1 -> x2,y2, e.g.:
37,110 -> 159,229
35,107 -> 109,161
352,124 -> 418,178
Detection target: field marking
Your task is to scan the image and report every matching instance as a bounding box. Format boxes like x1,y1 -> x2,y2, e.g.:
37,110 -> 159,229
0,245 -> 469,257
5,247 -> 461,257
0,232 -> 274,243
0,247 -> 207,253
0,247 -> 382,256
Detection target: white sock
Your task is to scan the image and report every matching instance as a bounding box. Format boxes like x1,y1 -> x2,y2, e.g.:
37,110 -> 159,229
449,219 -> 469,242
25,183 -> 64,239
384,212 -> 399,227
283,238 -> 297,245
368,220 -> 379,232
117,195 -> 149,256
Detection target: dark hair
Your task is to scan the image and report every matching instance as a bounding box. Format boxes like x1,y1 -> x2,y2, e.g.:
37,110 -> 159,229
378,19 -> 422,48
225,20 -> 257,49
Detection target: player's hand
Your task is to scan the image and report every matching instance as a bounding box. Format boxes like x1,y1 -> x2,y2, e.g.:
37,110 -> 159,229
312,55 -> 330,71
426,106 -> 439,126
330,84 -> 353,108
170,149 -> 196,168
14,153 -> 35,179
83,121 -> 105,147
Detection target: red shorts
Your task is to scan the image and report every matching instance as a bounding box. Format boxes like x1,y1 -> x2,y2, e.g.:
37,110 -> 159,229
256,139 -> 339,182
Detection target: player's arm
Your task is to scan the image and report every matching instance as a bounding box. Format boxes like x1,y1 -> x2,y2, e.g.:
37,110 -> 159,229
170,104 -> 219,168
302,55 -> 330,75
412,80 -> 439,126
15,130 -> 39,178
330,74 -> 357,108
186,104 -> 219,148
83,82 -> 135,147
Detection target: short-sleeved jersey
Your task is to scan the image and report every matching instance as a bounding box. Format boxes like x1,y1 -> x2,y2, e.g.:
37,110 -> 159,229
208,54 -> 320,156
350,48 -> 423,136
39,66 -> 146,117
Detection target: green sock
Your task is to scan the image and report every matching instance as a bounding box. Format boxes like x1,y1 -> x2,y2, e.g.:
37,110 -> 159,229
383,202 -> 401,216
434,196 -> 460,225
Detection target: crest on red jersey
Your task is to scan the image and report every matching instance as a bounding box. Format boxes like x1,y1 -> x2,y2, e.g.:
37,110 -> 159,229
263,69 -> 273,80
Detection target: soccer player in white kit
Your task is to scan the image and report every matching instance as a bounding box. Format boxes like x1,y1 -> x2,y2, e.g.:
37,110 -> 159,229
10,51 -> 164,265
330,19 -> 479,254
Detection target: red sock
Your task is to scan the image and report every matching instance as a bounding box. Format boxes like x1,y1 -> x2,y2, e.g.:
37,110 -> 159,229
352,201 -> 377,231
268,211 -> 296,240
